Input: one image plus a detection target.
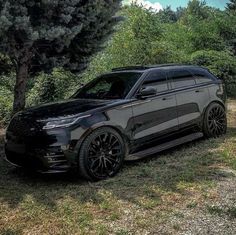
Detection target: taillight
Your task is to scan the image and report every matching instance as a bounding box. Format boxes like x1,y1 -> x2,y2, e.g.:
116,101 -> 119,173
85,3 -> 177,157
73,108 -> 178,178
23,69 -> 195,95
217,84 -> 224,96
216,83 -> 226,102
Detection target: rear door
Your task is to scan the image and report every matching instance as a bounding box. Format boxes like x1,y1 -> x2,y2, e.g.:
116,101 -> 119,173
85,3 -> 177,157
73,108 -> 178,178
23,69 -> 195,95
131,70 -> 178,145
168,69 -> 210,130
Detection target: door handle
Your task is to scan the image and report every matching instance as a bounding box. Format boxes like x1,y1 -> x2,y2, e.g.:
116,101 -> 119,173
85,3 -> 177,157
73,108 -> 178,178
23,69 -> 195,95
162,96 -> 173,101
195,89 -> 204,93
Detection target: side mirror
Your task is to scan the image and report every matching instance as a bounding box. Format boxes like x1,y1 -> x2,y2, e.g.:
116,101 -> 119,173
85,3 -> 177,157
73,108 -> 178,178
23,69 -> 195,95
137,87 -> 156,99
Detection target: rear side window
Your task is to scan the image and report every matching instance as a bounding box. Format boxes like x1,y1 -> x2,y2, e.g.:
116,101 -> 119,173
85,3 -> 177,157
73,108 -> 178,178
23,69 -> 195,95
142,71 -> 169,93
191,69 -> 216,84
169,70 -> 196,89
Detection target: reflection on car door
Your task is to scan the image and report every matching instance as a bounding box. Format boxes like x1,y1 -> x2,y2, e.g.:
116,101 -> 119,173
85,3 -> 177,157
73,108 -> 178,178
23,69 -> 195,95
131,70 -> 178,145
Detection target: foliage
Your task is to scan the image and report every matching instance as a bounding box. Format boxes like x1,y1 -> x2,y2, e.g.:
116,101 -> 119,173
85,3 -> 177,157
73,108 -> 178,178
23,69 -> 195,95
1,0 -> 236,123
0,0 -> 121,74
190,50 -> 236,96
0,54 -> 12,75
0,83 -> 13,125
0,0 -> 121,112
83,1 -> 236,96
83,5 -> 169,81
27,69 -> 84,107
226,0 -> 236,13
158,6 -> 178,23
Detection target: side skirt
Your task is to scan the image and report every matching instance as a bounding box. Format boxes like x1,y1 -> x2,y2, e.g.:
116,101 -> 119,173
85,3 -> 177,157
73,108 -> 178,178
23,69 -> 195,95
125,132 -> 203,161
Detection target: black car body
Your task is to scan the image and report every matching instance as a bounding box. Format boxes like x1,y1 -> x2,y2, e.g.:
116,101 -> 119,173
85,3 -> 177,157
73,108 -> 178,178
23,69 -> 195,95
4,64 -> 227,180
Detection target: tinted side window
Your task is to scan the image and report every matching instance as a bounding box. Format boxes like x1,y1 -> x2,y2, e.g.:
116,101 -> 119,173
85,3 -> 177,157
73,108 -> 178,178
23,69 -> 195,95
192,69 -> 215,84
143,71 -> 168,93
169,70 -> 196,89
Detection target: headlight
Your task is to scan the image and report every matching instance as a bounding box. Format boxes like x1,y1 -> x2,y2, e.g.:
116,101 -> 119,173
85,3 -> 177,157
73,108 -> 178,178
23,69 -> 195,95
39,114 -> 91,130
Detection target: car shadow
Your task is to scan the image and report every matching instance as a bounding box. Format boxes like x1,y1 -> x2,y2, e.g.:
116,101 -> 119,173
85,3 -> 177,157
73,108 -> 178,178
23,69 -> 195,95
0,128 -> 235,210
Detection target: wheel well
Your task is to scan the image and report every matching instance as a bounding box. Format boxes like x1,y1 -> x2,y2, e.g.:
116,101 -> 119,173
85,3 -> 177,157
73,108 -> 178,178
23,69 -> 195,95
203,101 -> 225,116
201,101 -> 225,127
76,125 -> 130,156
202,100 -> 227,137
202,100 -> 226,121
208,101 -> 226,110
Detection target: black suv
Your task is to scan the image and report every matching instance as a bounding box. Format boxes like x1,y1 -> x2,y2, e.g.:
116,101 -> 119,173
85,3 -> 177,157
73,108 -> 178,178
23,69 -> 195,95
5,64 -> 227,180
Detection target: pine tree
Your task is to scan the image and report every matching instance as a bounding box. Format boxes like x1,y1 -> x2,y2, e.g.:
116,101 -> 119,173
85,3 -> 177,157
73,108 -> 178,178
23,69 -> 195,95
0,0 -> 121,113
226,0 -> 236,13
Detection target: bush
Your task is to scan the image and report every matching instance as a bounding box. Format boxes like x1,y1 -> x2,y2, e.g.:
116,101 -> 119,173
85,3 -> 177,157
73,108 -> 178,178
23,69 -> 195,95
0,86 -> 13,126
27,68 -> 86,107
190,50 -> 236,96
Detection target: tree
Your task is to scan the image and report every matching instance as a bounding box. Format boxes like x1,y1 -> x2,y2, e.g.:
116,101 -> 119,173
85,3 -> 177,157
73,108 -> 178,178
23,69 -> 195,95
82,5 -> 166,81
190,50 -> 236,96
187,0 -> 208,18
0,0 -> 121,113
158,6 -> 177,23
226,0 -> 236,13
176,7 -> 185,20
180,0 -> 209,25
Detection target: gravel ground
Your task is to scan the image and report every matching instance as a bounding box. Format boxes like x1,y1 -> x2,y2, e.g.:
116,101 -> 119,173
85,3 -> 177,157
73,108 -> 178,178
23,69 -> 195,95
131,172 -> 236,235
175,173 -> 236,235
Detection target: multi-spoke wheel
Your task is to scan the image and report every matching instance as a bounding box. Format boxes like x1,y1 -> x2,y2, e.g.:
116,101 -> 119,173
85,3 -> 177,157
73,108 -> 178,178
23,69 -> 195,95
203,103 -> 227,138
78,127 -> 125,181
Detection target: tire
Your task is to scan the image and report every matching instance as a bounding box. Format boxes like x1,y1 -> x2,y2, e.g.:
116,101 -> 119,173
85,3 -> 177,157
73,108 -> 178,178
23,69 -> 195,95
78,127 -> 126,181
203,102 -> 227,138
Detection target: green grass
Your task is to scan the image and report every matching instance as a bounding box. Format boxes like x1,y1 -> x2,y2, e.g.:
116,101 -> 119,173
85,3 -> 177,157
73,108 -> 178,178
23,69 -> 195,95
0,102 -> 236,234
207,205 -> 236,219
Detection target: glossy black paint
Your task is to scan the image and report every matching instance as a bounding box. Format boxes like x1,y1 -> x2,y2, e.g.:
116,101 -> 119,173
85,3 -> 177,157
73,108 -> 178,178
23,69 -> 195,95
4,64 -> 226,174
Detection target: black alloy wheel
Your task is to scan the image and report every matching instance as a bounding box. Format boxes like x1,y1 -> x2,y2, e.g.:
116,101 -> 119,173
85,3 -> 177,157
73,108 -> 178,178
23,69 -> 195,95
203,103 -> 227,138
78,127 -> 125,180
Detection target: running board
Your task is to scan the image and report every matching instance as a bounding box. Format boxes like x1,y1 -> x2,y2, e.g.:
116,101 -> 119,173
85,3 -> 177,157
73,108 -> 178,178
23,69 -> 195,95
126,132 -> 204,161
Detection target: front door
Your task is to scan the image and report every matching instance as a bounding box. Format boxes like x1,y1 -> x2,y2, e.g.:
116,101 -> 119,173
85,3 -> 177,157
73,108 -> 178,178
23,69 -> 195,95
131,70 -> 179,147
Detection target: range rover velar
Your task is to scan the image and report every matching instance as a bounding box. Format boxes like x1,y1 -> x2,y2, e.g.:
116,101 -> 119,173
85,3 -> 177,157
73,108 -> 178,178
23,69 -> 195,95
4,64 -> 227,180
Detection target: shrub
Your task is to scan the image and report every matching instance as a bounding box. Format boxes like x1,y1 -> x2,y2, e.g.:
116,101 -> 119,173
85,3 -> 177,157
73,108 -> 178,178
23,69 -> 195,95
190,50 -> 236,97
27,69 -> 86,107
0,86 -> 13,126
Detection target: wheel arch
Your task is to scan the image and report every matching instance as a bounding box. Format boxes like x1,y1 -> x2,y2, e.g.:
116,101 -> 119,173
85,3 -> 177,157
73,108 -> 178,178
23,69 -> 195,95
199,100 -> 226,130
74,124 -> 130,157
203,100 -> 226,118
201,100 -> 227,137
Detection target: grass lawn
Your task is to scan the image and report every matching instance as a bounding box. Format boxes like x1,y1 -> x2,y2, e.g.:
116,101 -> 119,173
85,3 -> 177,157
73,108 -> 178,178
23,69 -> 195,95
0,101 -> 236,235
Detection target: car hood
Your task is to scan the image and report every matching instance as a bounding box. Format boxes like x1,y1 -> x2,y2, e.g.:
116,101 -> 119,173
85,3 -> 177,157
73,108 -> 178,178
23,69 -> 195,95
19,99 -> 118,120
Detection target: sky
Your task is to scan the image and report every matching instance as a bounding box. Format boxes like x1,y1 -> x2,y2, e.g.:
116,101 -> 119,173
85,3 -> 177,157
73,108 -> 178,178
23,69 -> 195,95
123,0 -> 229,11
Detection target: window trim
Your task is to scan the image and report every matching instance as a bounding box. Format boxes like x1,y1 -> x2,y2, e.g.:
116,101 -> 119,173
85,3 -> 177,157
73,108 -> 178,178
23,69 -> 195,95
132,70 -> 170,98
190,69 -> 217,85
128,68 -> 221,99
167,69 -> 197,90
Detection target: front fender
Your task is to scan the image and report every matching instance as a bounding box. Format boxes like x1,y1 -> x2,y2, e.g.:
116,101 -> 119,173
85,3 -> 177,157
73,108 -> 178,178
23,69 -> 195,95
70,110 -> 133,154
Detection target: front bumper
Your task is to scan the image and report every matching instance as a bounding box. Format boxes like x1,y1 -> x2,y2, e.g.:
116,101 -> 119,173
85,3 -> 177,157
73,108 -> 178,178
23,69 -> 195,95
4,129 -> 78,173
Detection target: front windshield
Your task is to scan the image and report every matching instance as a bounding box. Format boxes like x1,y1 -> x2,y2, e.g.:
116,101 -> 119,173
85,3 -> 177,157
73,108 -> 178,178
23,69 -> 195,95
73,72 -> 142,100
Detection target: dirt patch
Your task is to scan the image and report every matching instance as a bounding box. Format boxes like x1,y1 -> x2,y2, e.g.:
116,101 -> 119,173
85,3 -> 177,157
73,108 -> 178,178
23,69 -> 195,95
228,100 -> 236,128
228,100 -> 236,112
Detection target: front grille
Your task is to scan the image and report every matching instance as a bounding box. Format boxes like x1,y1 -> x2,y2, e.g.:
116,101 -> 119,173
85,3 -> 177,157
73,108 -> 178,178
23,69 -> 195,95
8,116 -> 43,137
45,154 -> 67,165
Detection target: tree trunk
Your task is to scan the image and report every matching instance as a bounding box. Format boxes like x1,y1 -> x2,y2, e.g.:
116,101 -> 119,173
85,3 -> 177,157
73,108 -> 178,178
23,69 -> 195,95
12,61 -> 29,114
